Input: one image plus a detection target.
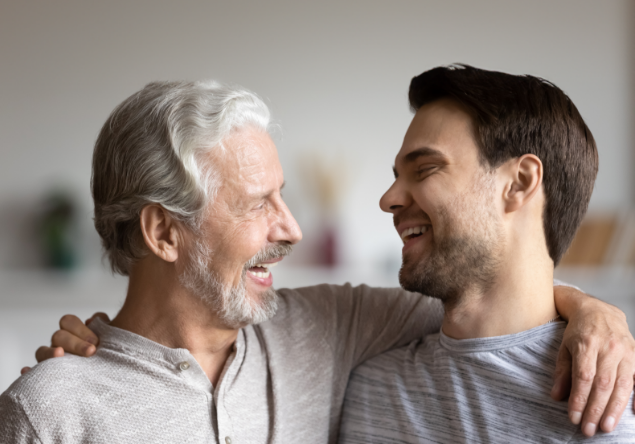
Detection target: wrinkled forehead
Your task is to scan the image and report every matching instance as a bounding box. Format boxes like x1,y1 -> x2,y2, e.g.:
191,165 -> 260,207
213,128 -> 283,190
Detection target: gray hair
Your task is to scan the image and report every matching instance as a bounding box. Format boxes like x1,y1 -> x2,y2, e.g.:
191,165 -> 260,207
92,80 -> 271,275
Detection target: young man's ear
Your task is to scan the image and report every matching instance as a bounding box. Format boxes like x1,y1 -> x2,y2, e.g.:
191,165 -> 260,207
502,154 -> 543,213
139,205 -> 181,263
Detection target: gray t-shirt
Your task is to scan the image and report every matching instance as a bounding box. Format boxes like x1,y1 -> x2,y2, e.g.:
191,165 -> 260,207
340,322 -> 635,443
0,284 -> 443,444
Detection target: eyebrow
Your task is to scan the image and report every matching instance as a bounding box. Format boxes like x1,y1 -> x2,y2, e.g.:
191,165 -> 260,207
393,147 -> 447,178
403,147 -> 446,164
259,181 -> 286,200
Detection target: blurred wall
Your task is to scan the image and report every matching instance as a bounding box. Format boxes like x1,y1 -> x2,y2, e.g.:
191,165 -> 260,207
1,0 -> 633,272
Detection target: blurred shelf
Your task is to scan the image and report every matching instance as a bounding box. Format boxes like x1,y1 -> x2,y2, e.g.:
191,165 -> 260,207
554,266 -> 635,300
0,268 -> 128,308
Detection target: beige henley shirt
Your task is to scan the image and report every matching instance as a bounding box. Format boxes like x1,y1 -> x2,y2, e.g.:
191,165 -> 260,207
0,283 -> 443,443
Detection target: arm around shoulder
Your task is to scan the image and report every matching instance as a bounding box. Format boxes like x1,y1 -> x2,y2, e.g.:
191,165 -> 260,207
284,284 -> 443,368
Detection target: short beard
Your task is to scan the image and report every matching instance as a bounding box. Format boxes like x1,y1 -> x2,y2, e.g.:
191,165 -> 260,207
399,228 -> 501,308
179,239 -> 292,329
399,172 -> 502,308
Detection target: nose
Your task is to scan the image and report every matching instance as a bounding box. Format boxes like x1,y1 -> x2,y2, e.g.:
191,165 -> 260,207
379,178 -> 411,214
271,199 -> 303,245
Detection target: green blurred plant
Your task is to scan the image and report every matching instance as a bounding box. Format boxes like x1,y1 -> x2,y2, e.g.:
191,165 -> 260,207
40,193 -> 77,269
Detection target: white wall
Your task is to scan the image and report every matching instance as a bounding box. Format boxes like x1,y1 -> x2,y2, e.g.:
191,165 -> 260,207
1,0 -> 634,391
1,0 -> 633,271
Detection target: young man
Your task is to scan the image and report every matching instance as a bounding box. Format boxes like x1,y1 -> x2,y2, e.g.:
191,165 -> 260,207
340,65 -> 635,442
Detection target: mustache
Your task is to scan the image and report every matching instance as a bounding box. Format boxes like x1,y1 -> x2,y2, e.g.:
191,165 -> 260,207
393,208 -> 432,228
244,244 -> 293,269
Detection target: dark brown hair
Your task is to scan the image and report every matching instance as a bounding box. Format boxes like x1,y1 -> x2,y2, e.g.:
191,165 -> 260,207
409,64 -> 598,265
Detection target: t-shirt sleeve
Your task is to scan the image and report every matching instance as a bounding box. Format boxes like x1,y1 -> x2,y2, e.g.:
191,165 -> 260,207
0,392 -> 42,444
280,284 -> 443,369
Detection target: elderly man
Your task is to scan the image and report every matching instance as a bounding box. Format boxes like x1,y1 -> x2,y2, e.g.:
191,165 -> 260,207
340,65 -> 635,442
1,80 -> 633,443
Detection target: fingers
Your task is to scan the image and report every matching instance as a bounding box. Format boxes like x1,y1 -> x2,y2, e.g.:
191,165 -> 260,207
579,352 -> 620,436
599,359 -> 635,433
570,338 -> 635,437
85,312 -> 111,326
568,343 -> 596,428
20,367 -> 31,375
51,329 -> 96,357
551,346 -> 572,401
59,314 -> 100,346
35,345 -> 64,363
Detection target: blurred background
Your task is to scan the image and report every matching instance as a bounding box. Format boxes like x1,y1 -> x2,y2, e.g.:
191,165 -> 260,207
1,0 -> 634,391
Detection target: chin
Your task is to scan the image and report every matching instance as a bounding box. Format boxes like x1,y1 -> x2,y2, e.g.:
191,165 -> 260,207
218,286 -> 280,329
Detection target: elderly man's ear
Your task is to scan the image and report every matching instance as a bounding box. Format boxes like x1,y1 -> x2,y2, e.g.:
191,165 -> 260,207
139,205 -> 182,263
501,154 -> 543,214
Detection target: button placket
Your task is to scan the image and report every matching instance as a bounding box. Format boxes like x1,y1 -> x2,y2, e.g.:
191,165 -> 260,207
178,361 -> 190,371
215,336 -> 244,444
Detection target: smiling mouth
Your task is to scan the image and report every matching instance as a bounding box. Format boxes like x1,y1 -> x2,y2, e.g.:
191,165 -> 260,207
247,261 -> 279,278
400,225 -> 430,244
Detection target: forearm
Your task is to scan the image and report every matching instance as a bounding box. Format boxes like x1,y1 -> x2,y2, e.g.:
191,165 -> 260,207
319,284 -> 444,366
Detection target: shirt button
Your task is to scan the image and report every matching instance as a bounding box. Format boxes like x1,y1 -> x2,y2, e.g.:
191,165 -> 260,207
225,437 -> 232,444
179,361 -> 190,371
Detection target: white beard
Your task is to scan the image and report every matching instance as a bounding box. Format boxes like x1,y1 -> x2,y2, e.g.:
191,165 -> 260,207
179,238 -> 291,329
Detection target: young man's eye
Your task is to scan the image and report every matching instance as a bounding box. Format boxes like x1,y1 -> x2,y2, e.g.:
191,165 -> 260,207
417,166 -> 435,177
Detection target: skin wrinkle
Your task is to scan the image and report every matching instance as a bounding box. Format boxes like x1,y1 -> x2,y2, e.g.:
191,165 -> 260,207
179,236 -> 291,329
175,126 -> 300,329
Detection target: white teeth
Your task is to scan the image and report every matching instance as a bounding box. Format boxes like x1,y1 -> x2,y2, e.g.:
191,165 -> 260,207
249,270 -> 271,278
400,226 -> 430,243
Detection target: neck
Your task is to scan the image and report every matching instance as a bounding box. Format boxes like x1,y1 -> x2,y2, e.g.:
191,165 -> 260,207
441,236 -> 556,340
111,257 -> 238,386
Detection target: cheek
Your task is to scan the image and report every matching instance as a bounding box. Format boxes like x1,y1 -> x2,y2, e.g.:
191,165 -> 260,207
412,182 -> 442,218
414,184 -> 460,239
230,218 -> 270,261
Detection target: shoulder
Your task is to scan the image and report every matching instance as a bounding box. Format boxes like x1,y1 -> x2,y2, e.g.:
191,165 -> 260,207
341,340 -> 435,440
0,383 -> 41,442
4,353 -> 98,397
347,337 -> 432,394
3,353 -> 102,401
1,351 -> 123,422
0,355 -> 99,439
